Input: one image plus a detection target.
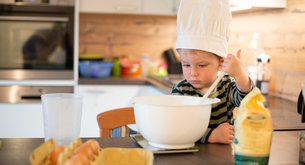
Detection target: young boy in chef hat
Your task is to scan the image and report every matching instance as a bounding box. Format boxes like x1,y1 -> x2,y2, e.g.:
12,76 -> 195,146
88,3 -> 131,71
172,0 -> 254,144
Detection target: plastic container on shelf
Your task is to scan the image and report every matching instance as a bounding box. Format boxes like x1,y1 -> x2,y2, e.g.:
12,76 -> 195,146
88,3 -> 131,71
119,58 -> 141,76
256,51 -> 271,95
79,54 -> 103,62
157,63 -> 168,77
79,61 -> 113,78
112,57 -> 121,77
141,54 -> 150,78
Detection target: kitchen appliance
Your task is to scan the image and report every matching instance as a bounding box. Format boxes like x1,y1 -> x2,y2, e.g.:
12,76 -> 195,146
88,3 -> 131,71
0,86 -> 73,103
164,48 -> 182,74
0,0 -> 75,80
297,84 -> 305,123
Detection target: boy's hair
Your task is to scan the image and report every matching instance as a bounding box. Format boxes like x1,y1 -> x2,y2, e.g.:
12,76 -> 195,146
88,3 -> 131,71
176,49 -> 223,61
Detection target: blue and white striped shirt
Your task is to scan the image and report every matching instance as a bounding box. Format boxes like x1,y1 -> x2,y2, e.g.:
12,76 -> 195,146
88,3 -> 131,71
171,75 -> 254,143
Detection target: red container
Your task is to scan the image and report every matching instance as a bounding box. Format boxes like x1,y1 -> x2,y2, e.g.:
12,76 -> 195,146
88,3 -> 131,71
120,58 -> 141,76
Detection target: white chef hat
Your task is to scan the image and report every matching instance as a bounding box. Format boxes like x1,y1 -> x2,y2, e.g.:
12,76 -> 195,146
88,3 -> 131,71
175,0 -> 232,58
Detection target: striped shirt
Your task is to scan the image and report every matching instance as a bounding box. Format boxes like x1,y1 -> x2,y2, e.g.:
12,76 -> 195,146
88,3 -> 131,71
171,75 -> 254,143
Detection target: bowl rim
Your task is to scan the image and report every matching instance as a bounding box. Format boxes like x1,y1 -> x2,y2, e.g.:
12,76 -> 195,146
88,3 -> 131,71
132,95 -> 221,107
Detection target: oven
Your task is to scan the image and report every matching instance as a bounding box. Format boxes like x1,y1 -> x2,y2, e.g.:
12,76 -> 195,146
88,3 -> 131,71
0,0 -> 76,103
0,0 -> 75,80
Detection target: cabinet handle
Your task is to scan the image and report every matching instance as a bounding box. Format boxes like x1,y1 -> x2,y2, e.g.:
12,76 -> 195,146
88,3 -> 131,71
115,6 -> 138,11
0,16 -> 69,22
85,89 -> 105,94
21,96 -> 41,100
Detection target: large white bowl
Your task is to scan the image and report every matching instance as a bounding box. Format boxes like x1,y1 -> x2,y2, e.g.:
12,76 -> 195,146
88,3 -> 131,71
132,95 -> 220,149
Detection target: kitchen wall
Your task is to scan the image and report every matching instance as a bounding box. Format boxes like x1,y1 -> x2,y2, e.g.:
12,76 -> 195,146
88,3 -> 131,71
79,0 -> 305,102
79,13 -> 177,64
228,0 -> 305,101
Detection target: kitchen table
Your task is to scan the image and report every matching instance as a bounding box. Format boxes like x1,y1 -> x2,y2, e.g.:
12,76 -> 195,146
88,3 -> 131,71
0,137 -> 235,165
0,131 -> 301,165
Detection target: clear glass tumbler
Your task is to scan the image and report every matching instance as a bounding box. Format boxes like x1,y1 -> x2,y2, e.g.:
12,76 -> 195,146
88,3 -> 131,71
41,93 -> 83,146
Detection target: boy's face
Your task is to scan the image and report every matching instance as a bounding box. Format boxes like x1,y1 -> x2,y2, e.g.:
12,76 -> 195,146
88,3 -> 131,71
179,50 -> 223,92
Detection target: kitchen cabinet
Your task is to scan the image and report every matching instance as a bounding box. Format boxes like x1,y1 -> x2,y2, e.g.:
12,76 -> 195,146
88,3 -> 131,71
230,0 -> 286,8
77,85 -> 165,137
79,0 -> 181,15
0,103 -> 44,138
79,0 -> 142,14
143,0 -> 181,15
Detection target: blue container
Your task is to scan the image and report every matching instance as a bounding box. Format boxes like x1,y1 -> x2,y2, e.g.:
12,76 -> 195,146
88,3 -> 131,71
79,61 -> 113,78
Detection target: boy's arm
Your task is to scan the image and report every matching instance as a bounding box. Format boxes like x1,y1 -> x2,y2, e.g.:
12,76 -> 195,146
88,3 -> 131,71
198,128 -> 214,143
199,123 -> 234,144
207,123 -> 234,144
222,49 -> 252,92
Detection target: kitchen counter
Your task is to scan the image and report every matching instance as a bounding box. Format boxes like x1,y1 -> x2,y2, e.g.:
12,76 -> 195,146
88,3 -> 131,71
79,76 -> 173,94
79,76 -> 305,131
79,76 -> 146,85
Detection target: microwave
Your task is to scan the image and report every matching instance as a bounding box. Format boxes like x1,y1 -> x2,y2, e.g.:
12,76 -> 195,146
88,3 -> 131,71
0,0 -> 75,80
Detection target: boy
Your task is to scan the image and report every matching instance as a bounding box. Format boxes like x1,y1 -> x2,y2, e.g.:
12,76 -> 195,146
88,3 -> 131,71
171,0 -> 254,144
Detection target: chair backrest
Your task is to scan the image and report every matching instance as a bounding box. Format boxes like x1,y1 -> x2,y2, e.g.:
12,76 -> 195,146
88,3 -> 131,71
96,107 -> 136,137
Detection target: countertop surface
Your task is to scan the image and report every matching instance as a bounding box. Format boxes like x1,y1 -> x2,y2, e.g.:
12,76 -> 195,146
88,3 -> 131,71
79,75 -> 174,94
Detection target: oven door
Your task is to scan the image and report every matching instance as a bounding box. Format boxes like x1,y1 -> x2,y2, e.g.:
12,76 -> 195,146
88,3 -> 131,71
0,4 -> 74,80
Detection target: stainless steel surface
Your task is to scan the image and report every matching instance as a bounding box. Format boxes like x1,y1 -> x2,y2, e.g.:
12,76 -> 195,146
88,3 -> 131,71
49,0 -> 74,6
0,86 -> 73,103
0,0 -> 75,6
0,70 -> 73,80
0,16 -> 69,22
0,3 -> 75,80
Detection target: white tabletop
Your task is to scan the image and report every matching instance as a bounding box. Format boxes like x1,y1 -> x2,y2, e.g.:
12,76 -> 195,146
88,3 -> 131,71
269,131 -> 301,165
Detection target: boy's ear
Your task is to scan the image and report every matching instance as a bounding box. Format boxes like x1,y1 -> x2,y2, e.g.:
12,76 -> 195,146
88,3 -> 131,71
218,58 -> 224,71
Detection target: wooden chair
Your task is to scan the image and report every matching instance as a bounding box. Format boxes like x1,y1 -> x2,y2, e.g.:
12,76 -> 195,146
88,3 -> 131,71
96,107 -> 136,137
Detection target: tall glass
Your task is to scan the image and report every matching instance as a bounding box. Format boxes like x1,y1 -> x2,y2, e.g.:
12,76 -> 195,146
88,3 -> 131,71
41,93 -> 83,146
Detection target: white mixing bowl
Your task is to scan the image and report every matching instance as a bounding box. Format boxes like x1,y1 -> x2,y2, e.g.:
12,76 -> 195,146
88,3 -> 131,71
132,95 -> 220,149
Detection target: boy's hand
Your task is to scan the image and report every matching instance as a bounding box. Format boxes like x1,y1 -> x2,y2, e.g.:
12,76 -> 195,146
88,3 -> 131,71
222,49 -> 244,79
222,49 -> 251,91
208,122 -> 234,144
